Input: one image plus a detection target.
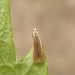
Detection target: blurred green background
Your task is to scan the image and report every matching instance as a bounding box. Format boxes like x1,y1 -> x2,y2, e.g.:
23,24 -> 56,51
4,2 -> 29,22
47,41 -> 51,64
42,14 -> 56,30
10,0 -> 75,75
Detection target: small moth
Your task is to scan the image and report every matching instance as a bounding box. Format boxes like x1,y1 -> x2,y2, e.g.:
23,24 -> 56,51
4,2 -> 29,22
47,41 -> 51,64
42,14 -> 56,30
32,27 -> 45,63
26,1 -> 45,63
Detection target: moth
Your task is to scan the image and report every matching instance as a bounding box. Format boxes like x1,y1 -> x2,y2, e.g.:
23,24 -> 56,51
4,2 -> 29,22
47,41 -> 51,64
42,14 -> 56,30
27,3 -> 45,63
32,27 -> 45,63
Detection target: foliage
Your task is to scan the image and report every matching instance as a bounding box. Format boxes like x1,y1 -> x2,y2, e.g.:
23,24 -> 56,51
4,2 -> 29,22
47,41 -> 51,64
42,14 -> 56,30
0,0 -> 48,75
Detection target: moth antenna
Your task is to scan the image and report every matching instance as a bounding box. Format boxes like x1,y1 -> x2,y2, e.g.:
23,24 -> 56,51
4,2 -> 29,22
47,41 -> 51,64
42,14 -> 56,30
37,0 -> 39,17
26,16 -> 37,30
28,18 -> 36,28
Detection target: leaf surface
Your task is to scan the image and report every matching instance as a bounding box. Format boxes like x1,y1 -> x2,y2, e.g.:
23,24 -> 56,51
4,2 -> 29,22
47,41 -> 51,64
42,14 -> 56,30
0,0 -> 16,64
0,0 -> 16,74
15,48 -> 48,75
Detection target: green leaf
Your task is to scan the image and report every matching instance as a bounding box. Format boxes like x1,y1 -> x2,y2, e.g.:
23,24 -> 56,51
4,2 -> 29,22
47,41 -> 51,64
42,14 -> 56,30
0,0 -> 16,75
0,64 -> 16,75
15,48 -> 48,75
0,0 -> 16,64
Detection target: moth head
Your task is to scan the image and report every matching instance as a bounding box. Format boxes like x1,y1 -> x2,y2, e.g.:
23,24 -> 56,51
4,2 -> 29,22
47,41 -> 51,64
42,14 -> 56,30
32,27 -> 39,37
